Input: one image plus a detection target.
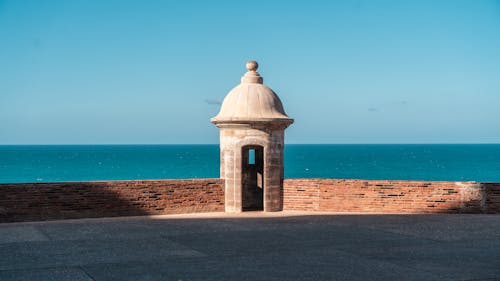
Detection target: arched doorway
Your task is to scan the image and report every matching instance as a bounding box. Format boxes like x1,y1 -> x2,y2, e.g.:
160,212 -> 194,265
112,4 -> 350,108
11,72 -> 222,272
241,145 -> 264,211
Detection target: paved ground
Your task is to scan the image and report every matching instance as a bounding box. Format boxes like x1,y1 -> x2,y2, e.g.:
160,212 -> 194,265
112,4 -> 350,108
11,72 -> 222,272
0,212 -> 499,281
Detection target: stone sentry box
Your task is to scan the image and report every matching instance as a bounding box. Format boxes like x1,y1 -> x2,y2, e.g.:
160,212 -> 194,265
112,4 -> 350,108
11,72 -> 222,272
211,61 -> 293,212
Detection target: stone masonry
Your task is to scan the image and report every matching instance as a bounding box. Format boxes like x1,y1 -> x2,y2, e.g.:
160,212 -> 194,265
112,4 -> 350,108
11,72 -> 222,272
211,61 -> 293,212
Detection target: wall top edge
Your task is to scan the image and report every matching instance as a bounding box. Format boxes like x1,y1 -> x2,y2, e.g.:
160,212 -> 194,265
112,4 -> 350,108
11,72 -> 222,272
0,178 -> 223,185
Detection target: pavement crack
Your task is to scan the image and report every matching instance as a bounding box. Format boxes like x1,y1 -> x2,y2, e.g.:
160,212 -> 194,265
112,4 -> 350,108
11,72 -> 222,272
34,225 -> 53,241
79,266 -> 97,281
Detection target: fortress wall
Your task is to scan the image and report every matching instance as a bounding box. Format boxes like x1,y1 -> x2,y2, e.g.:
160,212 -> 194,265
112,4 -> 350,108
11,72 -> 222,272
283,179 -> 500,213
0,179 -> 224,223
1,178 -> 499,223
483,183 -> 500,213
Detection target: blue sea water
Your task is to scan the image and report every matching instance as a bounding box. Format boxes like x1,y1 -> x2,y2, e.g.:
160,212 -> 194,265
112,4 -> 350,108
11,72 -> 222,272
0,145 -> 499,183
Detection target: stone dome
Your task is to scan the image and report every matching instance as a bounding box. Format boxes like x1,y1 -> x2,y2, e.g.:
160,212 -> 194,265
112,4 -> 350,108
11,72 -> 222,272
211,61 -> 293,124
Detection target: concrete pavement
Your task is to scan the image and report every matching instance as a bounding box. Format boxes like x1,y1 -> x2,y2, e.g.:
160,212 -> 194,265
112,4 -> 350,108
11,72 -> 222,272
1,212 -> 499,281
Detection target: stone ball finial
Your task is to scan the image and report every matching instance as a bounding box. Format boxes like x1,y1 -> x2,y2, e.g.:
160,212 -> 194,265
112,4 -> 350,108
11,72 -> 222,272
246,60 -> 258,72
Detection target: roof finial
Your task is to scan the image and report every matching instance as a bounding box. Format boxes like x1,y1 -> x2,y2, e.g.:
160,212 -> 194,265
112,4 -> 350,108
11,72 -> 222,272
246,60 -> 258,72
241,60 -> 263,84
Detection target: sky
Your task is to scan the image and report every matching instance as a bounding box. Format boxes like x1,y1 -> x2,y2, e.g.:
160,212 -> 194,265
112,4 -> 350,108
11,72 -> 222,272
1,0 -> 499,144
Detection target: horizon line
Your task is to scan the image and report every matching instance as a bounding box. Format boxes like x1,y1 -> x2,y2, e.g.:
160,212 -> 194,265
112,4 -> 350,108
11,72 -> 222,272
1,143 -> 500,146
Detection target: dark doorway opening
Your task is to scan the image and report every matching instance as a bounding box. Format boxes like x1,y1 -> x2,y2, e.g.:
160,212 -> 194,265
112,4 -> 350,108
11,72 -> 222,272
242,145 -> 264,211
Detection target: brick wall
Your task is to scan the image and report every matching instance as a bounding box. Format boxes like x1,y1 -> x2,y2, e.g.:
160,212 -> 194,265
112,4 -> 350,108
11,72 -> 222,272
283,179 -> 499,213
282,179 -> 320,211
0,179 -> 224,223
483,183 -> 500,213
2,178 -> 499,223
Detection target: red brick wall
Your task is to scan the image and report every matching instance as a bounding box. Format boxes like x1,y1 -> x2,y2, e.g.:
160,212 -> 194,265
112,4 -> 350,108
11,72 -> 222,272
483,183 -> 500,213
282,179 -> 320,211
2,178 -> 499,223
0,179 -> 224,222
283,179 -> 498,213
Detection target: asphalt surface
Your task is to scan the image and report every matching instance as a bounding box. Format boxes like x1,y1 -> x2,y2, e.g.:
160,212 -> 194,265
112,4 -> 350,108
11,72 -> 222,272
0,212 -> 499,281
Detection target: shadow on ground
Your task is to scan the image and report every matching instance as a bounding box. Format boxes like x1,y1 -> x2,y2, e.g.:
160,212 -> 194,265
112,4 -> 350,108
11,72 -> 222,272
0,213 -> 499,281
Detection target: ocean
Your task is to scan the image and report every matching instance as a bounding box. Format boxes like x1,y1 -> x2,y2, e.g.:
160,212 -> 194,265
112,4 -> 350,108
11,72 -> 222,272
0,144 -> 499,183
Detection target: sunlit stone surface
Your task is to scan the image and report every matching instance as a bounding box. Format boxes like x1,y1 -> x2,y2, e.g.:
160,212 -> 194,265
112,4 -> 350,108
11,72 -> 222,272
212,61 -> 293,212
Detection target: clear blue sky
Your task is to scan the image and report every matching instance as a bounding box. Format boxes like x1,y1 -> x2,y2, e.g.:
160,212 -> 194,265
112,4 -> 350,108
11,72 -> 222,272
1,0 -> 499,144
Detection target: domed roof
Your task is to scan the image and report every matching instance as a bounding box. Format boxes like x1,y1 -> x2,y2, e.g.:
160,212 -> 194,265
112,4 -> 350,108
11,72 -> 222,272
211,61 -> 293,125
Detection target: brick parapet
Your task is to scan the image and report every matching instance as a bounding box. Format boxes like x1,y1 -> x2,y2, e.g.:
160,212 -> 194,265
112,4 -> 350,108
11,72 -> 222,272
0,179 -> 224,222
482,183 -> 500,213
2,178 -> 499,223
283,179 -> 498,214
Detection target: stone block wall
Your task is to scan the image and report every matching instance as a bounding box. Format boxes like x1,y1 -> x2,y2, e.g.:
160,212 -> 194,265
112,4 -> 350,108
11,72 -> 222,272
0,179 -> 224,223
283,179 -> 499,213
217,124 -> 285,212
